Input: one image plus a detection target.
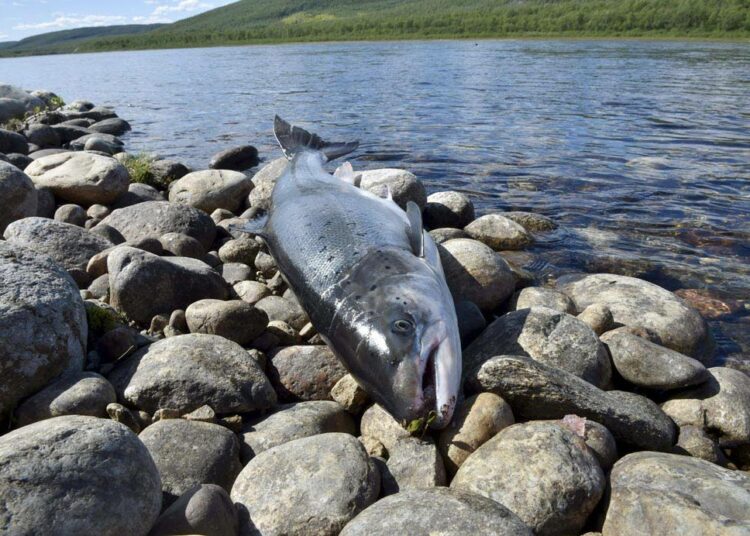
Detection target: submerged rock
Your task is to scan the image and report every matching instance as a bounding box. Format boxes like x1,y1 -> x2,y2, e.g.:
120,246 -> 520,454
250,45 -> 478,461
465,213 -> 534,251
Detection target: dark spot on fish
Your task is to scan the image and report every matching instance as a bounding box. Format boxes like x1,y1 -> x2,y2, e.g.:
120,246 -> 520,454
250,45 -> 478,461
370,285 -> 377,291
327,255 -> 334,262
355,295 -> 362,300
385,265 -> 391,270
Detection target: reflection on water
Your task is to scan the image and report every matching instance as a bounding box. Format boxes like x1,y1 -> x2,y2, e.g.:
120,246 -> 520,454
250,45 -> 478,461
3,39 -> 749,362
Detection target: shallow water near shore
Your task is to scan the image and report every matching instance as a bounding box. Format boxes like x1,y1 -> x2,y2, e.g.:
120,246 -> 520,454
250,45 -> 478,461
2,39 -> 749,362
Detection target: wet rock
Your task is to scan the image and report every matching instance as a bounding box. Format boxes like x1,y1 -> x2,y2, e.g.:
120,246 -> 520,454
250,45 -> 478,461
185,299 -> 268,345
0,128 -> 29,154
54,203 -> 86,226
25,152 -> 129,205
467,355 -> 676,450
382,436 -> 446,494
209,145 -> 259,171
221,261 -> 253,284
108,333 -> 276,414
452,421 -> 604,535
86,203 -> 110,220
169,169 -> 252,214
231,433 -> 379,536
359,168 -> 427,210
219,236 -> 260,265
100,201 -> 216,250
340,487 -> 533,536
439,238 -> 515,312
0,242 -> 87,417
465,214 -> 534,250
108,246 -> 229,325
111,182 -> 165,208
429,226 -> 469,243
149,484 -> 238,536
674,288 -> 741,320
423,190 -> 475,229
455,299 -> 487,345
661,367 -> 750,446
438,392 -> 515,475
0,161 -> 37,234
89,117 -> 131,136
512,286 -> 576,313
139,419 -> 242,506
240,400 -> 355,462
557,273 -> 714,362
360,403 -> 410,451
159,231 -> 205,259
4,217 -> 113,272
0,416 -> 161,536
601,330 -> 708,390
255,294 -> 309,330
502,211 -> 557,232
247,157 -> 287,210
602,452 -> 750,535
268,345 -> 347,402
15,371 -> 116,426
675,425 -> 726,464
577,303 -> 614,335
331,373 -> 370,414
465,307 -> 612,388
234,280 -> 271,304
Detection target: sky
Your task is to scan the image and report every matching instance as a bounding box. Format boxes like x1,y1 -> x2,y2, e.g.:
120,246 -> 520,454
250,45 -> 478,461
0,0 -> 238,42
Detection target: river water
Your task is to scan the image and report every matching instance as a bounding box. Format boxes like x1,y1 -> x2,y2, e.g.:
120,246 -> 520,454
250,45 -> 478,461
2,39 -> 749,364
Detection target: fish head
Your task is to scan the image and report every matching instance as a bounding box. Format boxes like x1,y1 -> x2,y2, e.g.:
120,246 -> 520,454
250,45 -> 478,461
331,249 -> 462,429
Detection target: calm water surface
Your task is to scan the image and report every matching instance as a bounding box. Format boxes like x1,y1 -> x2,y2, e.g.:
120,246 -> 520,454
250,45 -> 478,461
2,40 -> 749,362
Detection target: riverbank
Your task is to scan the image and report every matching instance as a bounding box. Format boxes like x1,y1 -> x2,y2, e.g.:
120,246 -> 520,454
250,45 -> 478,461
1,84 -> 750,534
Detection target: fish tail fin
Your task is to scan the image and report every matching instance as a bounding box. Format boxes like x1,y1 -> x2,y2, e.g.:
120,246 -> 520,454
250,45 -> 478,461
274,115 -> 358,162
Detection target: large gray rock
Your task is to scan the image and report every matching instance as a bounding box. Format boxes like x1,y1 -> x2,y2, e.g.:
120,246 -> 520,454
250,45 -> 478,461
439,238 -> 515,312
602,452 -> 750,536
381,436 -> 446,494
248,157 -> 287,210
231,433 -> 379,536
240,400 -> 356,462
149,484 -> 238,536
139,419 -> 242,506
89,117 -> 131,136
15,371 -> 115,426
340,487 -> 533,536
452,422 -> 605,536
169,169 -> 253,213
209,145 -> 259,171
0,416 -> 162,536
0,84 -> 45,111
423,190 -> 475,229
185,299 -> 268,345
23,123 -> 61,148
601,330 -> 708,390
467,355 -> 676,450
0,98 -> 27,123
0,129 -> 29,155
108,333 -> 276,414
661,367 -> 750,446
465,214 -> 534,251
108,246 -> 229,325
100,201 -> 216,250
464,307 -> 612,389
24,152 -> 129,205
359,168 -> 427,210
268,345 -> 348,402
557,273 -> 714,361
0,243 -> 87,417
4,216 -> 113,273
0,161 -> 37,234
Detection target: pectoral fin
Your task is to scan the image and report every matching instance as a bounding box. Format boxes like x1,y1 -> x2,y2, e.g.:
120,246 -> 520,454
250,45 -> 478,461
406,201 -> 424,257
227,212 -> 269,239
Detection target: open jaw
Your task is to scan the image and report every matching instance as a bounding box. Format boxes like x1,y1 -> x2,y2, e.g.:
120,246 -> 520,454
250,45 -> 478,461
418,333 -> 458,429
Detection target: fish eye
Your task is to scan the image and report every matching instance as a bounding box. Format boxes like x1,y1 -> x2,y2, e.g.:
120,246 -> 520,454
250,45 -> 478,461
391,318 -> 414,334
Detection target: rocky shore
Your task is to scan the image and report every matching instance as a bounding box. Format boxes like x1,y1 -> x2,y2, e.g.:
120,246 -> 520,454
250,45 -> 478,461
1,83 -> 749,536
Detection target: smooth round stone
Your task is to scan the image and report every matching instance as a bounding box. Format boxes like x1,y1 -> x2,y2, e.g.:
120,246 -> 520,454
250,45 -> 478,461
111,182 -> 166,209
359,168 -> 427,210
89,117 -> 131,136
231,433 -> 379,536
438,392 -> 515,475
557,273 -> 714,362
185,299 -> 268,345
676,425 -> 726,465
139,419 -> 243,506
267,345 -> 347,402
601,330 -> 708,390
221,262 -> 253,285
248,157 -> 287,210
0,242 -> 87,417
253,250 -> 277,278
169,169 -> 252,214
359,403 -> 410,451
465,213 -> 534,251
340,487 -> 533,536
429,227 -> 469,244
439,238 -> 515,313
149,484 -> 238,536
240,400 -> 356,462
25,152 -> 129,205
108,333 -> 276,414
54,203 -> 87,226
255,294 -> 309,331
602,452 -> 750,535
159,232 -> 206,259
381,436 -> 446,494
577,303 -> 614,335
209,145 -> 259,171
512,286 -> 576,313
0,416 -> 162,536
233,280 -> 271,305
15,371 -> 116,426
452,421 -> 605,536
0,161 -> 37,234
219,237 -> 260,265
423,190 -> 475,229
0,128 -> 29,154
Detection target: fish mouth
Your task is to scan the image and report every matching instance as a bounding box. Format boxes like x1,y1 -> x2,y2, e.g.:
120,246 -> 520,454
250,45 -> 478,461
418,324 -> 459,429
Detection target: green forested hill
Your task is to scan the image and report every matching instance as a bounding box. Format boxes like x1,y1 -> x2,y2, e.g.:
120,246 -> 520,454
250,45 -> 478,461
2,0 -> 748,57
0,25 -> 165,56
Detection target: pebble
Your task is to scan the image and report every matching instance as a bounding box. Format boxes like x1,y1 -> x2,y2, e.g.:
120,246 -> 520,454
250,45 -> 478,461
331,373 -> 370,414
359,403 -> 410,451
233,280 -> 271,304
159,231 -> 206,258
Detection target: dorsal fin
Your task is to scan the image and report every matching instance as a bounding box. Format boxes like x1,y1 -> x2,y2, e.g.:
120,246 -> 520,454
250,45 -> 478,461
274,115 -> 359,162
334,162 -> 364,188
405,201 -> 424,257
